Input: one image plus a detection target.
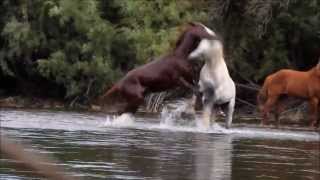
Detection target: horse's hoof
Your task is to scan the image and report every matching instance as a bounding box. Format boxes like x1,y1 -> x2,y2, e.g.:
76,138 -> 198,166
90,105 -> 101,111
309,122 -> 318,129
309,125 -> 318,130
225,124 -> 231,129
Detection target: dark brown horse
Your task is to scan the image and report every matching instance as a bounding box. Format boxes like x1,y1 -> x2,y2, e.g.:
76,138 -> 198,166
95,22 -> 217,114
257,62 -> 320,128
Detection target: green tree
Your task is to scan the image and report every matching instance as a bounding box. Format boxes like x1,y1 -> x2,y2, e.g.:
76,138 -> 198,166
208,0 -> 320,83
106,0 -> 208,68
0,0 -> 209,104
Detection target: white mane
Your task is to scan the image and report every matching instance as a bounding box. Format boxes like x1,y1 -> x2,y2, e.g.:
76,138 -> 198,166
199,23 -> 216,36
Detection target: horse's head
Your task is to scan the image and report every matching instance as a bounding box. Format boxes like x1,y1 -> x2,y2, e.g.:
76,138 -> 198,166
187,22 -> 216,36
174,22 -> 217,56
311,59 -> 320,77
188,37 -> 224,62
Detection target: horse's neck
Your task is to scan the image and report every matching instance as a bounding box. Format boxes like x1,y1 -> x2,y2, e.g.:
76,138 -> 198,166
309,66 -> 320,78
175,46 -> 192,58
206,56 -> 229,76
174,36 -> 197,58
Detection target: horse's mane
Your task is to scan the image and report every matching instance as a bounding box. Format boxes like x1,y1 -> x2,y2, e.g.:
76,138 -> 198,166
173,24 -> 191,50
172,22 -> 201,50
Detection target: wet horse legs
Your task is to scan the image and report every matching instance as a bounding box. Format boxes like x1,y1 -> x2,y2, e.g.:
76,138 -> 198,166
225,98 -> 235,129
201,89 -> 215,128
120,85 -> 145,114
202,101 -> 214,128
274,100 -> 285,127
308,97 -> 319,128
261,95 -> 279,125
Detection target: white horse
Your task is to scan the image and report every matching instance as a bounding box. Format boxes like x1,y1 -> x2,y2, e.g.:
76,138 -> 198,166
189,35 -> 236,129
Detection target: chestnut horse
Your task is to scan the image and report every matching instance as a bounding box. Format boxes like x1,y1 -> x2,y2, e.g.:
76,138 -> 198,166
257,62 -> 320,128
95,22 -> 217,114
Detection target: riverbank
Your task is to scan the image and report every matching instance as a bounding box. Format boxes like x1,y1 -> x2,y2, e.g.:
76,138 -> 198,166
0,95 -> 133,113
0,96 -> 66,109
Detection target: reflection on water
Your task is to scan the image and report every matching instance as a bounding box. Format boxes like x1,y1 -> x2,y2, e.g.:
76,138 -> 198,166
194,135 -> 232,180
0,109 -> 319,180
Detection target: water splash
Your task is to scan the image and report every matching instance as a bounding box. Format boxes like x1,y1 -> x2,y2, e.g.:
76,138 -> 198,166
104,113 -> 135,127
145,92 -> 167,112
160,101 -> 196,127
2,109 -> 317,141
99,102 -> 319,142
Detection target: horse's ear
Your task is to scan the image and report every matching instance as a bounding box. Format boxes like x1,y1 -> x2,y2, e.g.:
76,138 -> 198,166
315,59 -> 320,76
188,22 -> 197,26
189,27 -> 216,40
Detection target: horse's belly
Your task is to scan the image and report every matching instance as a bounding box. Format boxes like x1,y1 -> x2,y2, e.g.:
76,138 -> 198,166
285,83 -> 310,98
147,82 -> 175,92
198,78 -> 215,92
200,79 -> 235,104
215,90 -> 234,104
214,82 -> 235,102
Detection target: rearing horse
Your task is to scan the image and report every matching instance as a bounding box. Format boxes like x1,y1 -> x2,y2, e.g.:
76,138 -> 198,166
257,61 -> 320,128
95,22 -> 217,114
189,36 -> 236,129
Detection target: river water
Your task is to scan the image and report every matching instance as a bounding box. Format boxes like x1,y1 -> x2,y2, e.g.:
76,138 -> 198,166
0,108 -> 319,180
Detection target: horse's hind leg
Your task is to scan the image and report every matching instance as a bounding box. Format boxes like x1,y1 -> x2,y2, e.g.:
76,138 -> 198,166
308,98 -> 319,128
317,104 -> 320,128
201,89 -> 214,128
225,97 -> 235,129
121,85 -> 145,114
318,103 -> 320,128
193,92 -> 203,111
202,100 -> 213,128
123,97 -> 144,114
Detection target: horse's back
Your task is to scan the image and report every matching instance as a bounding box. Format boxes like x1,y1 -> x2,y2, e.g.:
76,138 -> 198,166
123,54 -> 186,91
267,69 -> 308,83
264,69 -> 314,97
126,56 -> 171,78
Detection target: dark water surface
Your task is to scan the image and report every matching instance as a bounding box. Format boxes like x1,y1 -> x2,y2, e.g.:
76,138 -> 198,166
0,109 -> 319,180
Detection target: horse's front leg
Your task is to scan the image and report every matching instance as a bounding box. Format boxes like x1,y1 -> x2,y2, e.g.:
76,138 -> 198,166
274,100 -> 285,128
194,92 -> 203,111
121,84 -> 145,114
202,100 -> 213,129
179,77 -> 199,94
309,97 -> 319,128
226,97 -> 235,129
261,96 -> 278,126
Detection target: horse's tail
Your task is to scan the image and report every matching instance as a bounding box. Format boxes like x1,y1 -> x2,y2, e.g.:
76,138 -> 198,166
257,80 -> 269,112
102,84 -> 120,100
92,84 -> 120,106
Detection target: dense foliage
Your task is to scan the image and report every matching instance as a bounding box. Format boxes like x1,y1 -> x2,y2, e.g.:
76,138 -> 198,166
0,0 -> 206,102
1,0 -> 319,104
209,0 -> 319,83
